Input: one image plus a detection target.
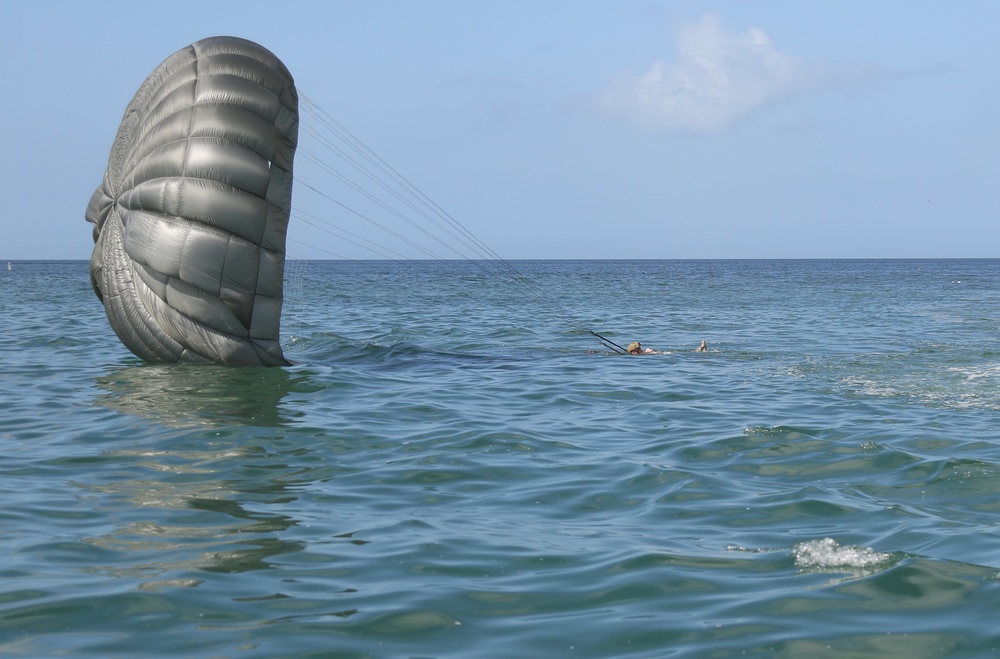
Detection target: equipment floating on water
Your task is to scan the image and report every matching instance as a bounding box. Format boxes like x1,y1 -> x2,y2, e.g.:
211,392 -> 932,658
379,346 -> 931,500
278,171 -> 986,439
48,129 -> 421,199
87,36 -> 298,366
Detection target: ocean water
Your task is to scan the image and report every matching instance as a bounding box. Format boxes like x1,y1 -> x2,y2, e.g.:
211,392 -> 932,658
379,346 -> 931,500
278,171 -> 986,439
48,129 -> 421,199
2,258 -> 1000,657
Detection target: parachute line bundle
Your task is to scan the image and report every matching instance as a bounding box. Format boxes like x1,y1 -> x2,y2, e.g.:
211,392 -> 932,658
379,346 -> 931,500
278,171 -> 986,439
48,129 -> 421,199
288,97 -> 603,343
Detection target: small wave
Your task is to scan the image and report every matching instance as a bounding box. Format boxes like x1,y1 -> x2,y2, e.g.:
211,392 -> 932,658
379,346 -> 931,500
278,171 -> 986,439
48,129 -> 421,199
743,425 -> 816,438
949,362 -> 1000,381
792,537 -> 893,572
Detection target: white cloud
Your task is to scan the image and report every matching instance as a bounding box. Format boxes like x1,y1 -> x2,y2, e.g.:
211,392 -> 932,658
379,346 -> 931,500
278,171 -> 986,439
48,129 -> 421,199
592,13 -> 882,135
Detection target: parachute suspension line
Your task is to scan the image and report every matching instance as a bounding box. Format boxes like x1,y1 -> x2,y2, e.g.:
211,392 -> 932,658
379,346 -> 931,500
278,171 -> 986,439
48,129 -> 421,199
296,95 -> 609,344
295,179 -> 457,261
297,147 -> 479,260
297,95 -> 552,289
299,97 -> 492,260
291,93 -> 620,350
299,94 -> 531,273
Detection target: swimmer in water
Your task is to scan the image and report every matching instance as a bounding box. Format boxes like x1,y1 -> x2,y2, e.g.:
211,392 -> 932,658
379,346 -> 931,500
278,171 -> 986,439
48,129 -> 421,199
626,342 -> 653,355
624,340 -> 706,355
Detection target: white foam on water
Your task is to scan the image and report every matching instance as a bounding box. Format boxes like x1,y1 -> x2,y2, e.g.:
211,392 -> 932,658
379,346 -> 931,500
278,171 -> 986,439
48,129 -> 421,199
949,362 -> 1000,382
792,537 -> 892,571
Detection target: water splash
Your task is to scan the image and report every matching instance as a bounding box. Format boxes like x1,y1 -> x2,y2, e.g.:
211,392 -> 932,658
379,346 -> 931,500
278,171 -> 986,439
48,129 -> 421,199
792,537 -> 893,573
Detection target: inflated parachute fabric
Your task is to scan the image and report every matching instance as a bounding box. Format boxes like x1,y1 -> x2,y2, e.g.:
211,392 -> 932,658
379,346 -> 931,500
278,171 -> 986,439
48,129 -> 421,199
87,36 -> 298,366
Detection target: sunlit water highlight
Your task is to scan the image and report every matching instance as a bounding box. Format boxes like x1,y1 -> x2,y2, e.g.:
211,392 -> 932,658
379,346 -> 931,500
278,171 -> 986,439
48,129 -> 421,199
2,259 -> 1000,657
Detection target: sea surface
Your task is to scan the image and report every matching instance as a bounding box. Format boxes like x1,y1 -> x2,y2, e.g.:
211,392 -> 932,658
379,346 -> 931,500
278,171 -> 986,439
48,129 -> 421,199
2,258 -> 1000,658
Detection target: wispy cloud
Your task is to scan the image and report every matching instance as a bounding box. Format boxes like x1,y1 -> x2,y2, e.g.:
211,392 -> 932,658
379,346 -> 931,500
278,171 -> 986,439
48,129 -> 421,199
591,13 -> 885,135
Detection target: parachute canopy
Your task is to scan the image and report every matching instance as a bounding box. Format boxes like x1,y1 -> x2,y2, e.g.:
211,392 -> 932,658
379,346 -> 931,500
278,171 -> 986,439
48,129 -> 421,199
87,36 -> 298,366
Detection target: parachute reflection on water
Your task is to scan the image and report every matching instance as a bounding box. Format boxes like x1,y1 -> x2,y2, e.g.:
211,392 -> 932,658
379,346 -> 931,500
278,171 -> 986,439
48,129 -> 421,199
87,37 -> 298,366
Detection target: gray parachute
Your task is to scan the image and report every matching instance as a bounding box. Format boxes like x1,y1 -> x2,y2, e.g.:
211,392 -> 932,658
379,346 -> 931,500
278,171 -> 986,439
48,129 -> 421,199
87,36 -> 298,366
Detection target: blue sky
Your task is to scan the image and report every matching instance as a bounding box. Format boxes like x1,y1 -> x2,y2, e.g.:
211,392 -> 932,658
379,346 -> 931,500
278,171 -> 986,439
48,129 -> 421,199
2,1 -> 997,259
